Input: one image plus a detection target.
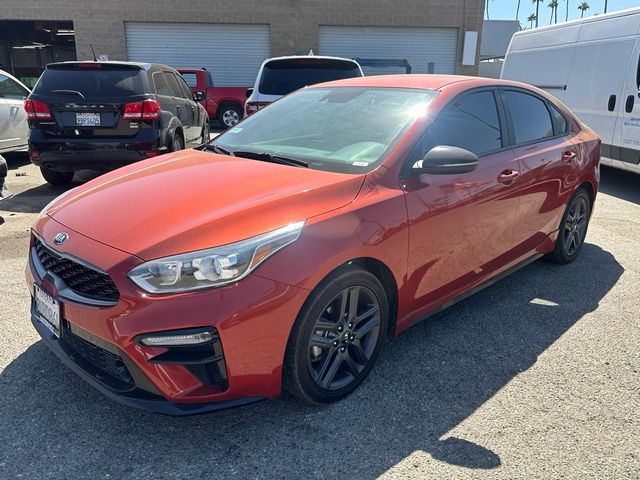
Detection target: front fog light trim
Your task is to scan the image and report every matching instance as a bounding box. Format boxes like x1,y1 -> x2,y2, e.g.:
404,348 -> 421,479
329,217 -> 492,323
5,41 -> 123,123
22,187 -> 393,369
137,328 -> 216,347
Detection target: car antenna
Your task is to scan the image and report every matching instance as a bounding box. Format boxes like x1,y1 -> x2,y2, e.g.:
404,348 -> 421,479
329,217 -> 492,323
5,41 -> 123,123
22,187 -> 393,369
89,44 -> 98,62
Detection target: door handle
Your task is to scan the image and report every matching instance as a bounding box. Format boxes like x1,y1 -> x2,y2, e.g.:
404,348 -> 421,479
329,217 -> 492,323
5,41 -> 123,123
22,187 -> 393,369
562,151 -> 577,161
497,169 -> 520,184
607,94 -> 616,112
625,94 -> 635,113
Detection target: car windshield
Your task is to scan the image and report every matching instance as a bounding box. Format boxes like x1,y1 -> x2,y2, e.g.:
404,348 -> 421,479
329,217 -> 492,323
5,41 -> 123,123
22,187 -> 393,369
213,87 -> 438,174
259,59 -> 362,96
33,66 -> 145,98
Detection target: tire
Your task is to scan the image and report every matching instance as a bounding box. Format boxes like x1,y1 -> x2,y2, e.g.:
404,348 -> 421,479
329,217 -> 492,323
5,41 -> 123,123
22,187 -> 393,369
283,265 -> 389,404
547,187 -> 592,264
201,121 -> 210,144
171,133 -> 184,152
40,166 -> 73,186
217,103 -> 242,129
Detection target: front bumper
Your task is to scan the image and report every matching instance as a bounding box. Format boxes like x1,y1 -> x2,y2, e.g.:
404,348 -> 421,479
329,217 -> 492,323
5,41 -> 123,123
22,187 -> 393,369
27,216 -> 309,415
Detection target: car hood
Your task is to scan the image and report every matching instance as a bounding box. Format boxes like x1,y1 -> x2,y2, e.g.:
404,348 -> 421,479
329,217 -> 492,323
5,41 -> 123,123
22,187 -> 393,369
47,150 -> 366,260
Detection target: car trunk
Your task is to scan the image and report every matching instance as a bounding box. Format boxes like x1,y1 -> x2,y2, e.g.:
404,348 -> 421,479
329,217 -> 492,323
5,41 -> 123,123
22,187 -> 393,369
30,63 -> 148,139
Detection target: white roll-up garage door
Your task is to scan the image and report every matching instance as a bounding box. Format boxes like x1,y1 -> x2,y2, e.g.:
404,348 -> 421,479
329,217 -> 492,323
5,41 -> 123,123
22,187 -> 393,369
125,23 -> 270,86
319,26 -> 458,75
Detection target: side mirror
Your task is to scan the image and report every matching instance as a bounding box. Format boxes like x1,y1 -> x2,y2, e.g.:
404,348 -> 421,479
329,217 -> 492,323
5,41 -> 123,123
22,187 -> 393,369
193,90 -> 207,102
412,145 -> 479,175
245,88 -> 254,99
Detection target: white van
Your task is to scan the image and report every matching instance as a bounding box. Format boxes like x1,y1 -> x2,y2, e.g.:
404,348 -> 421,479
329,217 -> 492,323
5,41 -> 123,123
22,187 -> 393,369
501,7 -> 640,174
245,55 -> 363,116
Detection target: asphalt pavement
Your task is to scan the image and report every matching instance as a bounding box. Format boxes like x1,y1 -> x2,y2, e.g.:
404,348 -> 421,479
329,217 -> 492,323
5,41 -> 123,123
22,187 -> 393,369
0,155 -> 638,479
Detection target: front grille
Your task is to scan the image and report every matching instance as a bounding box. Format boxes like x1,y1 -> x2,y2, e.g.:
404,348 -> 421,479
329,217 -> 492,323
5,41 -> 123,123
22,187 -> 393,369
34,237 -> 120,303
61,322 -> 133,387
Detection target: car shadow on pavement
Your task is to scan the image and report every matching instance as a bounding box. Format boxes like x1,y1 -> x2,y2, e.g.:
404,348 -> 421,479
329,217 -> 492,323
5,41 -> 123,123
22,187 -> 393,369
599,166 -> 640,204
0,243 -> 622,479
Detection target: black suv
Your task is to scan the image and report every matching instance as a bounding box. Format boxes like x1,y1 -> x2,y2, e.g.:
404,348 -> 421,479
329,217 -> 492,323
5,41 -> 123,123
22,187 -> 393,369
25,61 -> 209,185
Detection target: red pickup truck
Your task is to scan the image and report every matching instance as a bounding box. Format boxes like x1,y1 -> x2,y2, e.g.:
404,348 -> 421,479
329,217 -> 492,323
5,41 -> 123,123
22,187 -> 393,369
177,68 -> 247,129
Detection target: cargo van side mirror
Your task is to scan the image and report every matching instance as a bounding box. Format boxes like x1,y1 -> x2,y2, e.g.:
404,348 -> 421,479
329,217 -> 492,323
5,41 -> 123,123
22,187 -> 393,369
412,146 -> 479,175
245,88 -> 254,99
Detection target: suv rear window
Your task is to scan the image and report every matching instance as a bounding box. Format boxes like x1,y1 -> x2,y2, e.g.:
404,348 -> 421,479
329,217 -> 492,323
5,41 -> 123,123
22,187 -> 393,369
258,59 -> 361,96
33,65 -> 145,98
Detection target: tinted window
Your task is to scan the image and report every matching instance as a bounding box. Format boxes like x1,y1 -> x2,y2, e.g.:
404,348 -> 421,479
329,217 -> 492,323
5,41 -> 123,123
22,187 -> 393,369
549,104 -> 568,136
163,72 -> 184,98
180,72 -> 198,87
152,72 -> 173,96
424,90 -> 502,156
504,90 -> 554,144
33,66 -> 145,98
0,74 -> 29,100
174,74 -> 194,99
258,59 -> 361,96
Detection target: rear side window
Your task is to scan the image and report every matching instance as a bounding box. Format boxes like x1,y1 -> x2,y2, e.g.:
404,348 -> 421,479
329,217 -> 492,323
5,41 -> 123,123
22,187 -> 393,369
0,74 -> 29,100
152,71 -> 173,96
423,90 -> 503,156
33,67 -> 145,98
259,59 -> 361,96
180,72 -> 198,87
504,90 -> 554,144
549,104 -> 569,136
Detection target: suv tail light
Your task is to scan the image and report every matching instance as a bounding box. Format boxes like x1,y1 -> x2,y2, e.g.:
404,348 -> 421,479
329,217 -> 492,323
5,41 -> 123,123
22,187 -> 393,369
245,101 -> 271,115
24,99 -> 53,121
123,99 -> 161,120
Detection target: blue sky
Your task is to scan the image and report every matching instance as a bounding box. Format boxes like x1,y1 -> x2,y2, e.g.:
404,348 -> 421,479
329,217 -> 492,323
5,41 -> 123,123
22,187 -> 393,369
486,0 -> 640,26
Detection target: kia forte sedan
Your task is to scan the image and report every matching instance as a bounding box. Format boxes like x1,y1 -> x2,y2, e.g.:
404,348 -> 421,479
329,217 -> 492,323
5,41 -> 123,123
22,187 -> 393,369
27,75 -> 600,414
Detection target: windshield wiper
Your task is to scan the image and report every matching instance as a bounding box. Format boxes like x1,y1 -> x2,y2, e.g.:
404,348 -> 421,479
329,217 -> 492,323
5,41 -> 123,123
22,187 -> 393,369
51,89 -> 86,99
199,143 -> 232,155
233,151 -> 309,168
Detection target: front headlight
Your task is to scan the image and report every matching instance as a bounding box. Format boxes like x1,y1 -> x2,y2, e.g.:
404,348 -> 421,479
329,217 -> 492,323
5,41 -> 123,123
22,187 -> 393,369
128,221 -> 305,294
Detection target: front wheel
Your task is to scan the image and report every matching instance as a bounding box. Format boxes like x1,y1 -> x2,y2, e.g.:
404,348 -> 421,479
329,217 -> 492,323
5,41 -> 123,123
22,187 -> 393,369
283,266 -> 388,404
40,166 -> 74,186
217,103 -> 242,129
547,188 -> 592,264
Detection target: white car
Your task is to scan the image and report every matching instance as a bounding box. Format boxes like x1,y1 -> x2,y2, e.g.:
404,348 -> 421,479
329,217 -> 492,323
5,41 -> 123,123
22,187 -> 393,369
245,54 -> 363,116
501,7 -> 640,174
0,69 -> 30,199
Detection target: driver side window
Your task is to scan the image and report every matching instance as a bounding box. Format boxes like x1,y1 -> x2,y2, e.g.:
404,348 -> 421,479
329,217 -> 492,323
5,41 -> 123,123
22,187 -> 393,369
423,90 -> 503,157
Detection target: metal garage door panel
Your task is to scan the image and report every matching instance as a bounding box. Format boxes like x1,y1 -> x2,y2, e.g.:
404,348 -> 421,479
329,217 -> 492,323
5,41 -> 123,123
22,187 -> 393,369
319,26 -> 458,75
125,23 -> 270,86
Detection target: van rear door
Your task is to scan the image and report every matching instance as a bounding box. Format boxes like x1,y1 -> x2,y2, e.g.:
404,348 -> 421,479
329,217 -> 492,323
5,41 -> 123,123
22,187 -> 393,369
610,36 -> 640,170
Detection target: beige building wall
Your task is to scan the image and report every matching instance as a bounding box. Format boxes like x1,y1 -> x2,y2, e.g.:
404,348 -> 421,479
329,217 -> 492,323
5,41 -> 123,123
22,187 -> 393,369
1,0 -> 484,75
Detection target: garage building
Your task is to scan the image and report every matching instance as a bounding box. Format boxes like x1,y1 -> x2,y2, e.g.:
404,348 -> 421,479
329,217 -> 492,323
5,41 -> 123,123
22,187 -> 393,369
1,0 -> 484,87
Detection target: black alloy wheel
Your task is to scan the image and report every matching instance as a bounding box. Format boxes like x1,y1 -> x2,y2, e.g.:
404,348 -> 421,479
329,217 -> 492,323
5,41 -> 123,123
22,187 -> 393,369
548,187 -> 592,264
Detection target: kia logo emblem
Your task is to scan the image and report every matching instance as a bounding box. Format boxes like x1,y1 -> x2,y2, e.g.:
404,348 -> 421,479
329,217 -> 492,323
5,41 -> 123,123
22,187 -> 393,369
54,232 -> 69,245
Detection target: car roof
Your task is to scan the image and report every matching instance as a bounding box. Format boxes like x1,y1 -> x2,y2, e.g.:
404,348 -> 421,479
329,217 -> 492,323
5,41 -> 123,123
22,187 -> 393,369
312,74 -> 543,92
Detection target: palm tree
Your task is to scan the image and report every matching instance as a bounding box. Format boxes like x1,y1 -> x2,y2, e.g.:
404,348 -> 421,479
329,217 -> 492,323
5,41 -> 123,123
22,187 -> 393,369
516,0 -> 521,22
527,13 -> 538,28
532,0 -> 543,27
548,0 -> 559,24
578,1 -> 589,18
565,0 -> 570,21
604,0 -> 608,13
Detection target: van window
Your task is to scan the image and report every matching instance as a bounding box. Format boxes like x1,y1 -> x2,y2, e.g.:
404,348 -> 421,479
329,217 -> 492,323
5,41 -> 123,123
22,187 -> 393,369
258,59 -> 361,96
0,74 -> 29,100
423,90 -> 503,156
34,66 -> 145,98
504,90 -> 554,144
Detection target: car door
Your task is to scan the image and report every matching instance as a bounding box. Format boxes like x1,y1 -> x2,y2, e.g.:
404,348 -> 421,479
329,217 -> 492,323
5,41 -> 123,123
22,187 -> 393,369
611,36 -> 640,167
0,73 -> 30,152
164,72 -> 196,145
402,88 -> 521,314
501,88 -> 578,258
173,72 -> 200,145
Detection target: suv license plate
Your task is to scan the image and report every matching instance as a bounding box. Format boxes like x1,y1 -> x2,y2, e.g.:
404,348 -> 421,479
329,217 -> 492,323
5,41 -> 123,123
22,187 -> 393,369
76,112 -> 101,127
34,284 -> 61,337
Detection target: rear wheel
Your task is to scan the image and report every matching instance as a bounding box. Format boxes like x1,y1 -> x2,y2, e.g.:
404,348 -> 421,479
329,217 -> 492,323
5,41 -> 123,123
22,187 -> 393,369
217,103 -> 242,129
201,121 -> 210,144
284,266 -> 388,404
171,134 -> 184,152
548,188 -> 592,264
40,166 -> 73,186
